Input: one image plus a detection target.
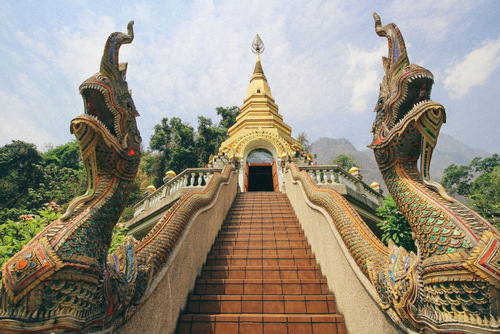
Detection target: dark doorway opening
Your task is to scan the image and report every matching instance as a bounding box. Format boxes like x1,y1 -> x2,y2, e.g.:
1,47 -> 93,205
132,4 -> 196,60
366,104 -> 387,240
248,164 -> 274,191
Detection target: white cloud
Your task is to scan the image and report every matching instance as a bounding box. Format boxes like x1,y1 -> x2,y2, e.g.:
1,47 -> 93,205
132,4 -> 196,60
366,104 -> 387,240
444,38 -> 500,99
387,0 -> 478,41
345,43 -> 386,113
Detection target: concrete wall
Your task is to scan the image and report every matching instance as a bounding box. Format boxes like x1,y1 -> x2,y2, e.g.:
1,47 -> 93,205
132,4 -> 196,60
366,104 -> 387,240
283,169 -> 402,334
116,169 -> 238,334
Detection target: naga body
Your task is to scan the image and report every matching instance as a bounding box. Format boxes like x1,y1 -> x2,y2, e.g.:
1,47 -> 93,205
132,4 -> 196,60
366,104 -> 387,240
368,13 -> 500,333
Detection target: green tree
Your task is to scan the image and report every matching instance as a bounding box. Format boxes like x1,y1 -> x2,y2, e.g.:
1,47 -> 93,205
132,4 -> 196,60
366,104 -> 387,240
42,140 -> 81,168
376,196 -> 416,253
148,107 -> 240,188
470,165 -> 500,223
0,140 -> 43,209
441,164 -> 473,196
441,154 -> 500,226
149,117 -> 197,187
195,116 -> 227,166
332,154 -> 359,171
216,106 -> 240,130
297,132 -> 311,153
0,140 -> 87,223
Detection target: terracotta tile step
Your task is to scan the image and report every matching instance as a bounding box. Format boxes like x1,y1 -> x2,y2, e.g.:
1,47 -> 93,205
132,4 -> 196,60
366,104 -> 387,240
201,265 -> 323,279
225,213 -> 295,219
214,234 -> 307,242
177,314 -> 346,334
224,215 -> 298,224
220,226 -> 303,233
221,221 -> 299,228
227,205 -> 293,211
209,245 -> 312,256
232,196 -> 289,200
206,255 -> 317,267
235,198 -> 288,201
219,226 -> 302,232
225,211 -> 295,217
227,207 -> 293,212
228,205 -> 293,210
225,215 -> 296,220
194,278 -> 329,295
215,231 -> 305,239
213,239 -> 309,247
187,294 -> 336,314
218,229 -> 304,239
219,226 -> 302,231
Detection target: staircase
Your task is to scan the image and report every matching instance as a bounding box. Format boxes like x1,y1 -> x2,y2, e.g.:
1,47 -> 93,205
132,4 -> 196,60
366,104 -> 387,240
176,192 -> 346,333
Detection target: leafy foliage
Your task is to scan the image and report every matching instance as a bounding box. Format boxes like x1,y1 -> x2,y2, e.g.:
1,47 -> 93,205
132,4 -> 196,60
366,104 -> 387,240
332,154 -> 359,171
376,196 -> 416,253
0,140 -> 86,223
0,140 -> 43,209
147,106 -> 240,188
149,117 -> 197,187
0,202 -> 63,266
108,223 -> 130,254
216,106 -> 240,131
441,154 -> 500,226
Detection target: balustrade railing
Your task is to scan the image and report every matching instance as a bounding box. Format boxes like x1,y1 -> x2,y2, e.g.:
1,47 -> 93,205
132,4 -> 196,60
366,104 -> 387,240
133,167 -> 223,217
298,165 -> 383,205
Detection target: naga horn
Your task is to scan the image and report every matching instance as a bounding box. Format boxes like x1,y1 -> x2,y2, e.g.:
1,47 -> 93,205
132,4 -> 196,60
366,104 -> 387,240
100,21 -> 134,83
373,13 -> 408,75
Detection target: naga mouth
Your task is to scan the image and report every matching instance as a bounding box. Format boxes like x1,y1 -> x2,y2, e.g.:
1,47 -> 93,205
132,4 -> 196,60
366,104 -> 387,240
78,79 -> 122,142
389,68 -> 434,130
371,67 -> 438,148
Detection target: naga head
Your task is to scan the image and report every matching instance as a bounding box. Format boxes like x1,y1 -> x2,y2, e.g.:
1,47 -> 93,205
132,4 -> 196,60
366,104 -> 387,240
369,14 -> 451,202
61,22 -> 142,220
71,21 -> 142,178
369,13 -> 445,157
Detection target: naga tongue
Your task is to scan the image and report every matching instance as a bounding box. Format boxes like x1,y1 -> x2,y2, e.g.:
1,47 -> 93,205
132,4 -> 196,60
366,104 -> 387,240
87,97 -> 99,118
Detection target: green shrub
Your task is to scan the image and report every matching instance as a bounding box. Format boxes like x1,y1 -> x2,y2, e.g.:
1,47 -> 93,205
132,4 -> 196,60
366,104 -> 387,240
376,196 -> 416,253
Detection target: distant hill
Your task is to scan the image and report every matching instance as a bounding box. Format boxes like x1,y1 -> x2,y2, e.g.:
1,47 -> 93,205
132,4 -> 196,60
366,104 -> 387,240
310,133 -> 491,194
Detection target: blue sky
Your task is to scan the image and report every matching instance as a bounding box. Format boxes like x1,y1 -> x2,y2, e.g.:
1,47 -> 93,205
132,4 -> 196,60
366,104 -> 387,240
1,0 -> 499,154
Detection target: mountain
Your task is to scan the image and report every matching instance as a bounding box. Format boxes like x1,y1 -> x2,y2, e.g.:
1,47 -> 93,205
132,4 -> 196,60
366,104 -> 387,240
310,133 -> 491,194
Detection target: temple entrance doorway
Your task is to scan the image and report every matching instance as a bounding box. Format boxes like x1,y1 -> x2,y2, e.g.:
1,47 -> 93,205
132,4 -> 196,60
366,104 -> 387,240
244,149 -> 279,192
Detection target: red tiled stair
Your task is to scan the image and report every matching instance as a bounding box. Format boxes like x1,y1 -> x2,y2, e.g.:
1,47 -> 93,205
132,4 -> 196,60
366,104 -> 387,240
176,192 -> 346,334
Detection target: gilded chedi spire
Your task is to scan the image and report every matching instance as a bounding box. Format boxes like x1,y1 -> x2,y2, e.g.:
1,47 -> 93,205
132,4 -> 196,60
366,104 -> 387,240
216,33 -> 301,161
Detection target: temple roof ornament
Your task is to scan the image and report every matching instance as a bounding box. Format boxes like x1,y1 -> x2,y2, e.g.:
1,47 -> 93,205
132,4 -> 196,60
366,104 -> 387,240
216,34 -> 302,163
251,34 -> 265,58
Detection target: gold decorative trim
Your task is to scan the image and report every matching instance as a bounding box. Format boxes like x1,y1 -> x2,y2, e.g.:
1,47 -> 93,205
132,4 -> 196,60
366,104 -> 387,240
220,127 -> 295,159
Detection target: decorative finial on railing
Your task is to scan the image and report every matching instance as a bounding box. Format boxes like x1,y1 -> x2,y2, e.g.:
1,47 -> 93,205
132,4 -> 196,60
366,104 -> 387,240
251,34 -> 265,61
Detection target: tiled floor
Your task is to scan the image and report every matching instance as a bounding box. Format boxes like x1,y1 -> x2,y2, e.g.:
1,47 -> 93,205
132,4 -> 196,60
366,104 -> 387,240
176,192 -> 346,334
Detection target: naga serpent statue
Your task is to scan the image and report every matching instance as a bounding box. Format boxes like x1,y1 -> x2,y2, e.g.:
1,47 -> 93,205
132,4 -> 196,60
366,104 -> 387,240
0,22 -> 235,333
0,21 -> 145,332
368,13 -> 500,333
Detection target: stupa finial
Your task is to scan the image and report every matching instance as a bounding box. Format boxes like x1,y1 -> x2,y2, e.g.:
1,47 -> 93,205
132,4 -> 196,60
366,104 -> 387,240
251,34 -> 265,61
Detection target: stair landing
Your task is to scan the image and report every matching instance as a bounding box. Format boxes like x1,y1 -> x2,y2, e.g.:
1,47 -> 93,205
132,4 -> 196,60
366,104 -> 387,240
176,192 -> 346,334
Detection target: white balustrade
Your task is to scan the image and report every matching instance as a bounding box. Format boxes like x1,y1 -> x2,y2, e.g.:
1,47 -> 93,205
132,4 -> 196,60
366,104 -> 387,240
133,168 -> 223,217
298,165 -> 383,207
